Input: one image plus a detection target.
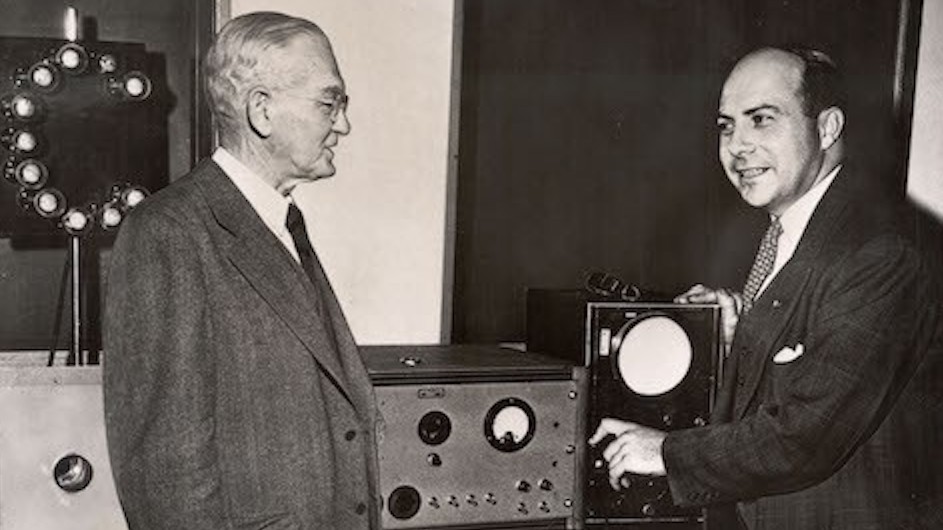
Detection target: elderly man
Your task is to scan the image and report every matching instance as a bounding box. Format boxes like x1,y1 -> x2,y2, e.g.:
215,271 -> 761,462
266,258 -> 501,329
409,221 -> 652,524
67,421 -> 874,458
104,12 -> 379,529
591,46 -> 942,529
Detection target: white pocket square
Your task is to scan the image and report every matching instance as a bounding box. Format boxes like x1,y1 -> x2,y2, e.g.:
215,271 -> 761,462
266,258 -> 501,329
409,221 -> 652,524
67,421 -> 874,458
773,344 -> 804,364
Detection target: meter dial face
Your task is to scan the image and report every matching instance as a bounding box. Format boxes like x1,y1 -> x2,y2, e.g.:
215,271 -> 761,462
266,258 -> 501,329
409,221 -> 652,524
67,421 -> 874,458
614,315 -> 692,396
484,397 -> 536,452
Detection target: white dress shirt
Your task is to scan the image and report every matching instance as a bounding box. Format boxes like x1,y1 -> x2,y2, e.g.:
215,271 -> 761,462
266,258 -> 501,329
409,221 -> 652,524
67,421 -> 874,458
757,165 -> 842,296
212,147 -> 302,263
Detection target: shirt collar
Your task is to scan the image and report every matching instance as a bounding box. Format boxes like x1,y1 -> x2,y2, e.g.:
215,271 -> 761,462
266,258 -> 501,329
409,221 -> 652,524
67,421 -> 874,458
775,164 -> 842,254
212,147 -> 293,237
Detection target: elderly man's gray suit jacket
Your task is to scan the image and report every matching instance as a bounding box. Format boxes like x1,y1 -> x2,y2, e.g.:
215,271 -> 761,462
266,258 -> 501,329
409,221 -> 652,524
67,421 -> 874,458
104,159 -> 380,530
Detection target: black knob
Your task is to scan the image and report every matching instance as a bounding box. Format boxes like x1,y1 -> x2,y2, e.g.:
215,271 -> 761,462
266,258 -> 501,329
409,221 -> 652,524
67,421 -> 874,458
388,486 -> 421,520
418,411 -> 452,446
427,453 -> 442,467
516,480 -> 531,492
539,479 -> 554,491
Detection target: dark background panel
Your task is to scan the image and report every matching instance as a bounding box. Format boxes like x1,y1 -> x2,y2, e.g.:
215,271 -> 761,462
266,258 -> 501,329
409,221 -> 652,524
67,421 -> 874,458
0,0 -> 214,351
1,37 -> 167,237
453,0 -> 919,344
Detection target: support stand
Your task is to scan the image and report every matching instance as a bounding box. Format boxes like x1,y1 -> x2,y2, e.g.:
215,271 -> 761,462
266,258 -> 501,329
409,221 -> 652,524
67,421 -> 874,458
67,235 -> 84,366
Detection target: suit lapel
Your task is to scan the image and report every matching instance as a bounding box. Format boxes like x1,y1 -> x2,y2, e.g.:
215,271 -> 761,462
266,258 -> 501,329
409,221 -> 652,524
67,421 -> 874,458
733,266 -> 812,418
731,168 -> 856,419
193,161 -> 357,409
303,246 -> 378,424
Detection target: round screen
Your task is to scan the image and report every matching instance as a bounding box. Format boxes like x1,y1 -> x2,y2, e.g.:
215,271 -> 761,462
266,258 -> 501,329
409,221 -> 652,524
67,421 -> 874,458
616,316 -> 692,396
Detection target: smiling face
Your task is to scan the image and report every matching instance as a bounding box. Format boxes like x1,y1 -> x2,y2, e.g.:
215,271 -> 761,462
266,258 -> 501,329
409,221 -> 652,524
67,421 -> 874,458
717,49 -> 826,216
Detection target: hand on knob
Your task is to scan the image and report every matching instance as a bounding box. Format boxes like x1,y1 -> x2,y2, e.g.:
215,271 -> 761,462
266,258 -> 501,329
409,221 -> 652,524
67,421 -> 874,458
589,418 -> 667,490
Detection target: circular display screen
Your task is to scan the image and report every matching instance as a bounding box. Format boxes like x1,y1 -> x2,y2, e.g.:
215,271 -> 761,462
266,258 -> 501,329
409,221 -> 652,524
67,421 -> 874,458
615,315 -> 692,396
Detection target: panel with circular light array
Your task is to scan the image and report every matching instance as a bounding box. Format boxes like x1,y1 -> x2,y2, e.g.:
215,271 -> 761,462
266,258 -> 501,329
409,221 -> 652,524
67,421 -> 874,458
1,36 -> 166,238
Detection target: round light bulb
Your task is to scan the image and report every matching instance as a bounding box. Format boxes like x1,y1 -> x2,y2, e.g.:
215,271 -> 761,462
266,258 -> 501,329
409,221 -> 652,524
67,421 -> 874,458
125,77 -> 146,98
124,188 -> 146,207
101,206 -> 123,228
11,95 -> 36,119
60,49 -> 81,69
99,55 -> 117,73
65,210 -> 89,231
14,131 -> 37,152
31,66 -> 55,88
18,161 -> 43,186
36,192 -> 60,215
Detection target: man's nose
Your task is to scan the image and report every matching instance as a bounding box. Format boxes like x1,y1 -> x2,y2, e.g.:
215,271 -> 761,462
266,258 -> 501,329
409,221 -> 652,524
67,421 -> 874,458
726,126 -> 755,156
333,107 -> 351,136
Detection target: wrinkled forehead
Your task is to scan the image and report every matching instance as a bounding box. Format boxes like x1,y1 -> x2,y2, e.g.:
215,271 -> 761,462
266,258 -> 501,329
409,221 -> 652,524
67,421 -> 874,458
719,50 -> 804,113
268,33 -> 344,91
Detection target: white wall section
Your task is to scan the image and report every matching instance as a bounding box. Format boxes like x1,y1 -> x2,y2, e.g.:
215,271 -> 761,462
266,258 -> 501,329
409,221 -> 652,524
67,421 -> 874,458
907,0 -> 943,221
230,0 -> 457,343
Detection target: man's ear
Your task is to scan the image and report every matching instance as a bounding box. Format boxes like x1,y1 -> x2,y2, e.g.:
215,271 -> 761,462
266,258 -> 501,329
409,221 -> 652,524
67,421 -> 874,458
247,87 -> 273,138
817,106 -> 845,151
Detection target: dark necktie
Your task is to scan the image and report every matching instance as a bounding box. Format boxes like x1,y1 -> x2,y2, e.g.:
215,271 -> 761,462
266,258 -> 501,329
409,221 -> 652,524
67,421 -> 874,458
286,203 -> 319,286
742,217 -> 783,313
285,203 -> 338,348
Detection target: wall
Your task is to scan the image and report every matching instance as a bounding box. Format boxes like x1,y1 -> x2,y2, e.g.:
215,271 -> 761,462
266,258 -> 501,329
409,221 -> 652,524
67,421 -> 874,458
452,0 -> 914,343
907,0 -> 943,220
229,0 -> 458,344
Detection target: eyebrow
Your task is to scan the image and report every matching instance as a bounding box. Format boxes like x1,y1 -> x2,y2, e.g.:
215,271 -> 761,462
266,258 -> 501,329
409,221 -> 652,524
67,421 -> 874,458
319,85 -> 345,98
717,103 -> 782,121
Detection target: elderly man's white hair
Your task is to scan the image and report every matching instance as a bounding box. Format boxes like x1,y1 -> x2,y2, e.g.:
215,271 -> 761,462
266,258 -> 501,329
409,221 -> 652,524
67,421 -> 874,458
203,11 -> 332,138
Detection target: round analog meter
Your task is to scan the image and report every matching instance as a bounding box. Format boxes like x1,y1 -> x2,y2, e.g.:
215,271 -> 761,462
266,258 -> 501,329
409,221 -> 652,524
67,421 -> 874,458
484,397 -> 536,452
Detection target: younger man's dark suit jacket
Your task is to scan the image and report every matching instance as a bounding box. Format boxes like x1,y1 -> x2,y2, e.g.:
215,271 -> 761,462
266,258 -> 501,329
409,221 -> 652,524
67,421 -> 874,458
103,159 -> 381,530
664,166 -> 943,530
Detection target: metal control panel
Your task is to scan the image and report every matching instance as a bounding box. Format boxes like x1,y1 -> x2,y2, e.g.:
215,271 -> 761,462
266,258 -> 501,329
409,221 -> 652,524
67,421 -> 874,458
0,352 -> 127,530
364,345 -> 587,529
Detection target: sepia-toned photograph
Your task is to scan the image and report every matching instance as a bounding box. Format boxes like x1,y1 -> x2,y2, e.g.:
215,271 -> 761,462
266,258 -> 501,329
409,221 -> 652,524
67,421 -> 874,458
0,1 -> 940,529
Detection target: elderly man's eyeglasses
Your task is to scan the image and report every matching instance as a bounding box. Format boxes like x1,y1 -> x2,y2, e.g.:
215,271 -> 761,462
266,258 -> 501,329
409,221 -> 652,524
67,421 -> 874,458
281,91 -> 349,122
318,93 -> 349,122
